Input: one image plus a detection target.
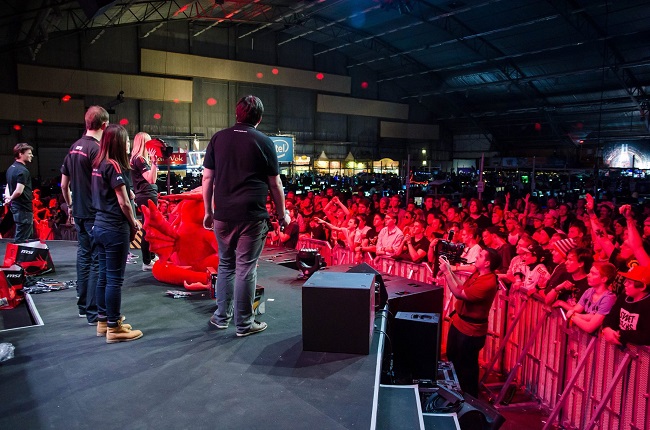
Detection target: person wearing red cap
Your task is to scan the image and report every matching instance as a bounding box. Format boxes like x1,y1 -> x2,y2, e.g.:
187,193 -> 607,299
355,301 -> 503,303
602,265 -> 650,346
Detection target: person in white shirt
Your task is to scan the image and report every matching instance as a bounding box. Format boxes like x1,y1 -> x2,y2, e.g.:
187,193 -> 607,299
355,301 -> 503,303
375,213 -> 404,258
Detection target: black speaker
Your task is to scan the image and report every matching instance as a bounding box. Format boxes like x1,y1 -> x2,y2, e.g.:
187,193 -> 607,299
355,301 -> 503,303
346,262 -> 387,310
79,0 -> 118,19
392,312 -> 440,381
385,276 -> 444,315
456,391 -> 505,430
302,271 -> 375,354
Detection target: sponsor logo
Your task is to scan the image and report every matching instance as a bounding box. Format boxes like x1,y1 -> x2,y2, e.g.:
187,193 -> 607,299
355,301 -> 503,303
20,249 -> 35,255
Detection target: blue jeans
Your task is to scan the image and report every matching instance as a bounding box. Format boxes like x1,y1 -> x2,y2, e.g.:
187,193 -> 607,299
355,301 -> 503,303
212,219 -> 268,332
93,224 -> 130,324
75,217 -> 98,322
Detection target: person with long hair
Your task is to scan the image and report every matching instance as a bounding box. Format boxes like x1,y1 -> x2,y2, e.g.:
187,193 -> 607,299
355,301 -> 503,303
130,132 -> 159,270
92,124 -> 143,343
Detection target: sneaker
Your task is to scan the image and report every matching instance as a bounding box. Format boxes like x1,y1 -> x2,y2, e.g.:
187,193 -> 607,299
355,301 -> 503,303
97,316 -> 130,337
142,262 -> 155,271
78,312 -> 86,318
236,321 -> 267,337
209,315 -> 229,329
128,252 -> 139,259
106,320 -> 142,344
88,321 -> 98,326
151,254 -> 159,263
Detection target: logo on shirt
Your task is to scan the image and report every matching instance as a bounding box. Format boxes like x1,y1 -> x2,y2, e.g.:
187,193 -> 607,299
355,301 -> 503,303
117,175 -> 123,181
619,308 -> 639,331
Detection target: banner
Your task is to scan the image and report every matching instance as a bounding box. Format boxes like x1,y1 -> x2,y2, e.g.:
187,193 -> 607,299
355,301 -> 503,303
270,136 -> 294,164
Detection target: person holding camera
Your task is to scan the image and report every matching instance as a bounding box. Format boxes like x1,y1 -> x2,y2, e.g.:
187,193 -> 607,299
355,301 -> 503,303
438,247 -> 501,397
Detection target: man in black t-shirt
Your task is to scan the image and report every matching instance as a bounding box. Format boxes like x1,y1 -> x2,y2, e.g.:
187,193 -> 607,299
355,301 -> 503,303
202,95 -> 290,337
60,106 -> 108,325
4,143 -> 34,243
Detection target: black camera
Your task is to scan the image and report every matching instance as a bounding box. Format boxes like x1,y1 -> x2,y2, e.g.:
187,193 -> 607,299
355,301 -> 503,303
435,230 -> 466,265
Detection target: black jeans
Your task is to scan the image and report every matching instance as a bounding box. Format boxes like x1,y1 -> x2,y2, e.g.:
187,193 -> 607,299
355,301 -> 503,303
74,217 -> 98,322
11,206 -> 33,243
446,323 -> 486,398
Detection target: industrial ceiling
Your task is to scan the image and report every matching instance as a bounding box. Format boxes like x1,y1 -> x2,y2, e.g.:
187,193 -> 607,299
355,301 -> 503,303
2,0 -> 649,151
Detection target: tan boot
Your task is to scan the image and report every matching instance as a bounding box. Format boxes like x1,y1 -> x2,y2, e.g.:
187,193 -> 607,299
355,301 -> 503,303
106,320 -> 142,344
97,316 -> 130,337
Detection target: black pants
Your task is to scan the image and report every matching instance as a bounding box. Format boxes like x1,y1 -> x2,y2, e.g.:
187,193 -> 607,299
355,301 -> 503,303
446,323 -> 486,398
136,196 -> 157,264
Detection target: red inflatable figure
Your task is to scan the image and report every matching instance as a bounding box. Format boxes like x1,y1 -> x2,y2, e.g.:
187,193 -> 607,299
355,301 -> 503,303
141,188 -> 219,291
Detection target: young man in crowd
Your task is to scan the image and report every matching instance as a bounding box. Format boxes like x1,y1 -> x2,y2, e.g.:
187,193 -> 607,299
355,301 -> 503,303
565,262 -> 618,334
602,265 -> 650,346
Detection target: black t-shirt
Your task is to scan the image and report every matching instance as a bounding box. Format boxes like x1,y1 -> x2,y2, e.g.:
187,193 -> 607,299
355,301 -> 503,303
130,156 -> 158,204
203,123 -> 279,222
282,222 -> 299,249
6,161 -> 32,212
92,160 -> 132,229
61,135 -> 100,219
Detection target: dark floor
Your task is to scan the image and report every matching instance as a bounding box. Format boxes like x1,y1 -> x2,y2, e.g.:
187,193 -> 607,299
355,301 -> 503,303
0,240 -> 548,429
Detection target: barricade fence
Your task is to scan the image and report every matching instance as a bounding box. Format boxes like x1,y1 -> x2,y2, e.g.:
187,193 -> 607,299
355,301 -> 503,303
288,242 -> 649,429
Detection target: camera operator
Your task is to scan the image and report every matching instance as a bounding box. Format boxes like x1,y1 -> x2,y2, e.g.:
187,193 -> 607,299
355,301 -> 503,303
438,247 -> 501,398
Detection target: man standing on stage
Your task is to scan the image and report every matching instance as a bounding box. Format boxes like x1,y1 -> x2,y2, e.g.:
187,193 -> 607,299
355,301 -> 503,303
60,106 -> 108,325
438,248 -> 501,397
4,143 -> 35,243
202,95 -> 289,337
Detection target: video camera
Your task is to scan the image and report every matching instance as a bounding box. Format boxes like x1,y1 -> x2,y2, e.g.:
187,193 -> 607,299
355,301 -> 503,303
435,230 -> 466,265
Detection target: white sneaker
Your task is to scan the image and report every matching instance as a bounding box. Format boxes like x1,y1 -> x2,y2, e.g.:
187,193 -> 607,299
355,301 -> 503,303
142,262 -> 155,271
151,254 -> 159,263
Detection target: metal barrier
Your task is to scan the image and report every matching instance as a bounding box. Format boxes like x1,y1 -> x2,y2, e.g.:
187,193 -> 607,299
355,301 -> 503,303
285,241 -> 650,430
373,256 -> 434,284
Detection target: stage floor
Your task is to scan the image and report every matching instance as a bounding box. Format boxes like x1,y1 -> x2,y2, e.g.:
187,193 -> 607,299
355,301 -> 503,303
0,241 -> 381,430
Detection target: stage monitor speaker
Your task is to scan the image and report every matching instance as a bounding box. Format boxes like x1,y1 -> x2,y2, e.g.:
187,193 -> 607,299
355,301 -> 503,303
384,276 -> 444,315
79,0 -> 118,19
346,262 -> 387,310
392,312 -> 440,381
455,391 -> 505,430
302,271 -> 375,354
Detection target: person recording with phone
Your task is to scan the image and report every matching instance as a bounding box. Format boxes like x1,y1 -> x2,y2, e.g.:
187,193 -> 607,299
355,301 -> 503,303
438,247 -> 501,398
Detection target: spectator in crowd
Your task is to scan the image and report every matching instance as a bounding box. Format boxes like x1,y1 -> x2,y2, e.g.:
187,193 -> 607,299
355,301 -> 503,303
275,207 -> 299,249
375,213 -> 404,258
455,222 -> 482,272
482,226 -> 514,274
602,265 -> 650,346
511,244 -> 551,295
566,262 -> 618,334
467,198 -> 491,230
395,219 -> 429,263
545,247 -> 592,309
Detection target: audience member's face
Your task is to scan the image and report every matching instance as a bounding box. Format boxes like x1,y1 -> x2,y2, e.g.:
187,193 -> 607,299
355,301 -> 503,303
568,226 -> 582,239
482,231 -> 493,247
564,253 -> 581,274
384,214 -> 396,228
587,266 -> 603,287
552,248 -> 565,264
373,215 -> 383,230
644,217 -> 650,237
543,214 -> 556,228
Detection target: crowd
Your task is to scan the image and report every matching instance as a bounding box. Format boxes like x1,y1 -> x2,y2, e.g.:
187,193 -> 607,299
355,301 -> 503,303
267,186 -> 650,349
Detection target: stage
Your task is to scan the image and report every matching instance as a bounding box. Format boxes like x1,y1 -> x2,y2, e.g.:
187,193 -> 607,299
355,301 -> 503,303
0,241 -> 382,430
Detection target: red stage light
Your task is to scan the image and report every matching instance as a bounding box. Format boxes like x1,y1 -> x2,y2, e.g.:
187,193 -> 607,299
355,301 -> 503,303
316,73 -> 324,80
361,81 -> 369,89
37,119 -> 43,124
153,113 -> 161,120
534,122 -> 542,131
256,72 -> 264,79
61,95 -> 71,102
173,98 -> 180,104
119,118 -> 129,126
206,98 -> 217,106
272,68 -> 279,75
13,124 -> 21,131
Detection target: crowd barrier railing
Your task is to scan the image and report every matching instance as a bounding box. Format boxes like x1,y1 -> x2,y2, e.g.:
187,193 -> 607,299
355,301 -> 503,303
287,241 -> 649,430
373,256 -> 434,284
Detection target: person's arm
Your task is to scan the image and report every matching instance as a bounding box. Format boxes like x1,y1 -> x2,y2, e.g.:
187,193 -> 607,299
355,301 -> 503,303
565,303 -> 585,320
142,150 -> 158,184
438,256 -> 469,300
620,204 -> 650,265
4,183 -> 25,205
268,174 -> 290,226
202,167 -> 215,229
405,236 -> 426,262
115,184 -> 141,240
60,174 -> 73,219
571,312 -> 606,334
585,193 -> 615,257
